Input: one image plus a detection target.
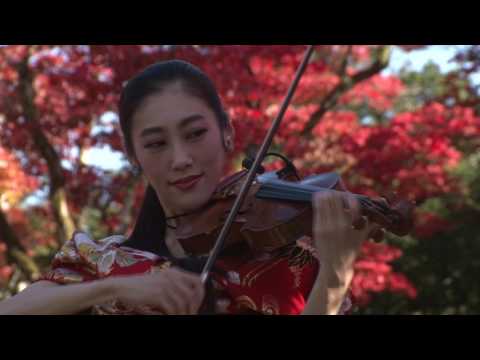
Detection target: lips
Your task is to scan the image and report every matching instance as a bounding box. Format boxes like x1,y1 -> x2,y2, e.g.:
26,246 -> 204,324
169,174 -> 204,191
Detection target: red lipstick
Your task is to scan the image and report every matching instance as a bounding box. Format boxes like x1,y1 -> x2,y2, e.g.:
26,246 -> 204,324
169,174 -> 204,191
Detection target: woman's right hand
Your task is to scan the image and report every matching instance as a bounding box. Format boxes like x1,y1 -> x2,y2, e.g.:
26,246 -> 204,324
109,267 -> 205,315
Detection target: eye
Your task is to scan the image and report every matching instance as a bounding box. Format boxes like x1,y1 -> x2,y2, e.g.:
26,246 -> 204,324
144,140 -> 166,149
186,128 -> 208,141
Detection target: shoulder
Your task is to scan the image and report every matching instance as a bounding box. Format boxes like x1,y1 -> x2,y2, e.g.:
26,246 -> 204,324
75,230 -> 127,248
56,231 -> 159,260
41,231 -> 163,284
52,231 -> 130,265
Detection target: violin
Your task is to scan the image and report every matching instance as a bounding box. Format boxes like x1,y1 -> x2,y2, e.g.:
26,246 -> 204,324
174,155 -> 415,257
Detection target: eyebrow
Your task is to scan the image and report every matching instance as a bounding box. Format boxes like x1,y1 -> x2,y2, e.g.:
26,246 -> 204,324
140,114 -> 206,137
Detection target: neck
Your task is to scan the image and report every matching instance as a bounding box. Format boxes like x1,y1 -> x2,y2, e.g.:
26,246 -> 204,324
163,208 -> 196,259
165,229 -> 187,258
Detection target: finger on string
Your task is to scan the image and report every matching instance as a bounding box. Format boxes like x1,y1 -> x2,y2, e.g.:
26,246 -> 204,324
313,191 -> 331,213
325,191 -> 347,219
313,192 -> 333,238
345,193 -> 360,222
345,194 -> 366,230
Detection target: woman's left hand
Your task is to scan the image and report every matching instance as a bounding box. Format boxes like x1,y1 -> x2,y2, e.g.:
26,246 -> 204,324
312,190 -> 377,279
302,190 -> 379,315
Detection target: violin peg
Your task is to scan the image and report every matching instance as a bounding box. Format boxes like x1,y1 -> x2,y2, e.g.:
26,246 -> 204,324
381,191 -> 399,205
352,216 -> 368,230
370,228 -> 386,243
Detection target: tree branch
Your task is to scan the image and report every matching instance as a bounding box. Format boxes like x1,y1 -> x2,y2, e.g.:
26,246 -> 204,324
301,46 -> 392,136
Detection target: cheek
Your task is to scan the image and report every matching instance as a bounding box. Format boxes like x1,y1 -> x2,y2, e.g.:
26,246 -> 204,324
199,140 -> 227,174
135,148 -> 168,183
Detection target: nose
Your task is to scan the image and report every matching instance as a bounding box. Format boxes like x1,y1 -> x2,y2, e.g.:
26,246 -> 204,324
170,142 -> 193,172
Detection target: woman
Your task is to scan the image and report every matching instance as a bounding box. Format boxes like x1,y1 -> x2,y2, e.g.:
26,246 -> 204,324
0,59 -> 375,315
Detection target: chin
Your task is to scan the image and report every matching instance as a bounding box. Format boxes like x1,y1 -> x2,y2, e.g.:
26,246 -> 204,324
167,181 -> 215,214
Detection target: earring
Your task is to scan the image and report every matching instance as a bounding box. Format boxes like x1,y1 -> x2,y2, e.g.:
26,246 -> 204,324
225,138 -> 233,151
131,165 -> 141,177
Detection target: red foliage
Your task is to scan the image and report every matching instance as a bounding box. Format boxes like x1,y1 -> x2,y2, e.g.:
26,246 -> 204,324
351,242 -> 417,305
0,147 -> 38,206
340,74 -> 406,112
339,103 -> 480,201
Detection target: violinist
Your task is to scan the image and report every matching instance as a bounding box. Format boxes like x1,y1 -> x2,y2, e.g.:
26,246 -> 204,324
0,55 -> 397,315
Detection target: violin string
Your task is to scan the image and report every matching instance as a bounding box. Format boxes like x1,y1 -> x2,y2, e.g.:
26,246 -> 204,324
358,197 -> 390,215
365,200 -> 394,219
260,184 -> 392,216
258,182 -> 397,228
358,199 -> 393,225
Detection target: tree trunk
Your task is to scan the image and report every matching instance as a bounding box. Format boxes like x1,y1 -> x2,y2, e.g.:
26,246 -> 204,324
16,54 -> 76,245
0,208 -> 40,281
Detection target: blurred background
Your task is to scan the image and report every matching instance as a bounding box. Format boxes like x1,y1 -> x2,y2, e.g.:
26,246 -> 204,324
0,45 -> 479,314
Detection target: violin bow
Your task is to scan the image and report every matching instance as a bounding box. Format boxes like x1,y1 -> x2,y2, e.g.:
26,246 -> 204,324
200,45 -> 315,284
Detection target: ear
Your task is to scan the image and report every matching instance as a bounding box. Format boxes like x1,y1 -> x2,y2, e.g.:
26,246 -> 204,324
222,123 -> 236,153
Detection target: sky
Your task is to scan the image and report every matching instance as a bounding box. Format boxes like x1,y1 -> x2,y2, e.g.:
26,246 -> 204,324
385,45 -> 464,74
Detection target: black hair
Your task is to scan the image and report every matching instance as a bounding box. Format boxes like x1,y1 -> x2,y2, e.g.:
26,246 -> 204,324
119,60 -> 229,256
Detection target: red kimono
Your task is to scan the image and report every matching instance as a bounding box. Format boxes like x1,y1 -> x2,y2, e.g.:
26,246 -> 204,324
40,231 -> 351,315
